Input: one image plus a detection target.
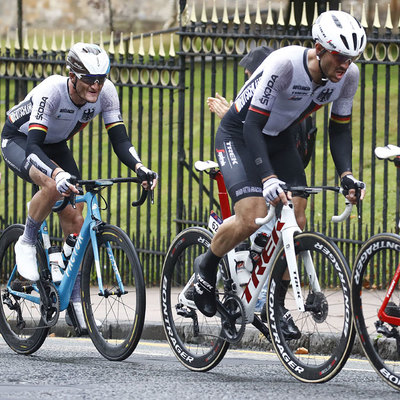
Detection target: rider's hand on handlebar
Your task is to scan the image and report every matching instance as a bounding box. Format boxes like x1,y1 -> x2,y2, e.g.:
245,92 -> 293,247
340,174 -> 366,204
54,171 -> 79,197
262,176 -> 288,206
136,165 -> 158,191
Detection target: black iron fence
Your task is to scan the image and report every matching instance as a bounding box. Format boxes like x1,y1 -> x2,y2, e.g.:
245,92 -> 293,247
0,1 -> 400,286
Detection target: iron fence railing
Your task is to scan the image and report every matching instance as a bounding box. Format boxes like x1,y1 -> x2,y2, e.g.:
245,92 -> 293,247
0,1 -> 400,286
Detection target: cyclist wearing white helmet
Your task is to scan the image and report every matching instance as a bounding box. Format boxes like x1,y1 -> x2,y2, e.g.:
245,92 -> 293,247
1,42 -> 157,329
193,10 -> 366,336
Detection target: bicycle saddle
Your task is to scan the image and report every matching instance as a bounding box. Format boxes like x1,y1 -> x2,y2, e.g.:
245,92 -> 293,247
375,144 -> 400,160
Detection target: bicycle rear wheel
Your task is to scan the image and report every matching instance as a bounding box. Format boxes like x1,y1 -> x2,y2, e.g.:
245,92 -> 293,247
0,224 -> 49,354
352,233 -> 400,391
161,227 -> 230,372
267,232 -> 354,382
81,224 -> 146,361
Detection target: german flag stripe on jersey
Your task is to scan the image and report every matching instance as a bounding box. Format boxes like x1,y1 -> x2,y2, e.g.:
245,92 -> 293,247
28,123 -> 48,133
248,105 -> 270,117
105,121 -> 124,130
330,113 -> 351,124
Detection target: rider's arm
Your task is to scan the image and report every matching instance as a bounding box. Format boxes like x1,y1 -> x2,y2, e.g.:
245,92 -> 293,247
25,125 -> 59,177
106,122 -> 142,171
243,110 -> 274,180
328,116 -> 352,176
329,66 -> 359,177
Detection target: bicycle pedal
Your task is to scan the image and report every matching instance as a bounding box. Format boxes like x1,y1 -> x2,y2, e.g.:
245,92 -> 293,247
10,279 -> 34,294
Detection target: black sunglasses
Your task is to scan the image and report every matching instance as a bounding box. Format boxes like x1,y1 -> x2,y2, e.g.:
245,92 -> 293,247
79,74 -> 107,85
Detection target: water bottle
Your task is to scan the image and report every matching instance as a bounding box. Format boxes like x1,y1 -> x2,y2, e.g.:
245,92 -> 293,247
63,233 -> 77,259
49,246 -> 64,283
249,232 -> 270,268
234,242 -> 252,287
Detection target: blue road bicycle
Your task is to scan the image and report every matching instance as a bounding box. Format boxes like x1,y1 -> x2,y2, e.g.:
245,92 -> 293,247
0,177 -> 148,361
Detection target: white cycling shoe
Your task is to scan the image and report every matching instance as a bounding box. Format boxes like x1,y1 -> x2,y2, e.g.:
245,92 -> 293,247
15,238 -> 40,281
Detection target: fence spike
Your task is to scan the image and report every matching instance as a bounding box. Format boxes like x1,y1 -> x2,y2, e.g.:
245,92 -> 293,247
109,32 -> 115,54
201,0 -> 208,23
277,2 -> 285,27
60,31 -> 66,52
361,2 -> 368,29
41,30 -> 48,52
23,29 -> 29,52
385,3 -> 393,30
350,3 -> 354,16
90,31 -> 94,43
5,28 -> 10,50
288,1 -> 296,28
255,0 -> 262,26
169,33 -> 176,58
51,32 -> 57,52
99,31 -> 104,49
266,1 -> 274,26
212,0 -> 218,24
312,2 -> 318,24
15,28 -> 20,51
338,2 -> 341,12
139,33 -> 145,57
128,32 -> 135,56
159,34 -> 165,58
149,33 -> 155,57
32,29 -> 38,52
80,31 -> 85,42
190,0 -> 197,23
373,3 -> 381,29
119,32 -> 125,57
300,1 -> 308,27
233,0 -> 240,25
222,0 -> 229,24
244,0 -> 251,25
326,2 -> 330,12
69,31 -> 75,49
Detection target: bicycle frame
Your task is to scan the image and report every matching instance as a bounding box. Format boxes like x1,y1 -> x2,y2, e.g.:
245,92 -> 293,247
193,162 -> 322,324
377,262 -> 400,326
6,188 -> 117,311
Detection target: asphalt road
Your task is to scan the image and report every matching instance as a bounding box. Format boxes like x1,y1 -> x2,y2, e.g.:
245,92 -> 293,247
0,337 -> 398,400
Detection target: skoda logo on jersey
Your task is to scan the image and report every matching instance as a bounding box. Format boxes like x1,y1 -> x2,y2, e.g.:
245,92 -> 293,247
82,108 -> 95,121
317,88 -> 334,103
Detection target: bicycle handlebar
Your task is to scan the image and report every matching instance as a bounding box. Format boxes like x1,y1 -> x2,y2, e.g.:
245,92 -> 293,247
255,185 -> 354,226
52,176 -> 150,212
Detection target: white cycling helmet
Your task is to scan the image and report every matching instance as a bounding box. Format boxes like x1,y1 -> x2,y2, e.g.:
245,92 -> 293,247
66,42 -> 110,76
312,10 -> 366,57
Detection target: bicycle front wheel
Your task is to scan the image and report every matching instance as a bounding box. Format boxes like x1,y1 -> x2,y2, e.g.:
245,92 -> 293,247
81,224 -> 146,361
0,224 -> 49,355
267,232 -> 354,383
352,233 -> 400,391
161,227 -> 230,372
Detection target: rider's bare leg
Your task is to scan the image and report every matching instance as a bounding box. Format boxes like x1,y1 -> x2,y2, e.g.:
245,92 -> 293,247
210,196 -> 268,257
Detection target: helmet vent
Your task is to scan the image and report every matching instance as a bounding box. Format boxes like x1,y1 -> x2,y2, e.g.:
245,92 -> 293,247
82,46 -> 101,56
340,34 -> 350,50
331,14 -> 343,29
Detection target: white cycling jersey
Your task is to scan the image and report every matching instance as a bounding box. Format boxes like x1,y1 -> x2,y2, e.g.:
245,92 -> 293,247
6,75 -> 121,143
233,45 -> 359,136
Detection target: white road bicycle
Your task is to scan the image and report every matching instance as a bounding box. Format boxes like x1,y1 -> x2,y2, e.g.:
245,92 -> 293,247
161,160 -> 355,383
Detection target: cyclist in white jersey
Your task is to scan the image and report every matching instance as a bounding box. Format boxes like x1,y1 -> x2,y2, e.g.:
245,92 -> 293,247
193,11 -> 367,335
1,42 -> 157,328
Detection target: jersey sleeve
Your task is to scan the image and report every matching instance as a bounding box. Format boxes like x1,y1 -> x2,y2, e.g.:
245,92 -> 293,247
100,80 -> 124,125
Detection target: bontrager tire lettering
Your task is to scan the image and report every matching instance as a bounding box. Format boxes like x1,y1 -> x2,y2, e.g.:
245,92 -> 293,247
351,233 -> 400,391
267,232 -> 354,382
160,227 -> 230,371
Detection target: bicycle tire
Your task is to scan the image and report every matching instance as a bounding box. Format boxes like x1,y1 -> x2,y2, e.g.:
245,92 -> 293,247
352,233 -> 400,391
267,232 -> 354,382
161,226 -> 230,372
0,224 -> 49,355
81,224 -> 146,361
